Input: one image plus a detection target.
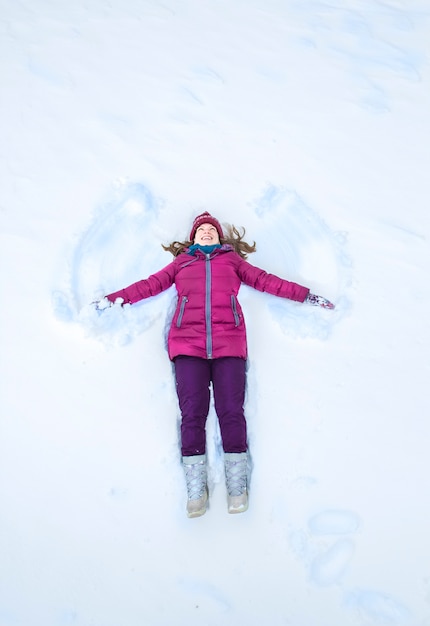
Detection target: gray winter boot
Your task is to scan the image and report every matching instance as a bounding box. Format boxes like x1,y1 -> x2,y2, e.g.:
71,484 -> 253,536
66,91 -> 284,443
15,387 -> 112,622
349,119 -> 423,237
224,452 -> 248,514
182,455 -> 208,518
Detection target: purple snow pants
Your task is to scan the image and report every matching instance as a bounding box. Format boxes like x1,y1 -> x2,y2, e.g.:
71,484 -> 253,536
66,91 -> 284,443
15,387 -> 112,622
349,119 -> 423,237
174,356 -> 248,457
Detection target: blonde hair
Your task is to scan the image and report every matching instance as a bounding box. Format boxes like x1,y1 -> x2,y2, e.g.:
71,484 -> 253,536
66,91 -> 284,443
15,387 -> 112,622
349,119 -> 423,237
162,224 -> 256,259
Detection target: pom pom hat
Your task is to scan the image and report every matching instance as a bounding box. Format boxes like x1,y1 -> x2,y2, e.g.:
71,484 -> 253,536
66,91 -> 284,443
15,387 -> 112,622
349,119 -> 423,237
189,211 -> 224,241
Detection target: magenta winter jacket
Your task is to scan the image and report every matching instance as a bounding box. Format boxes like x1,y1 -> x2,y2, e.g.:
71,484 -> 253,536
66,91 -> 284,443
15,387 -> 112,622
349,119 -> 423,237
106,245 -> 309,361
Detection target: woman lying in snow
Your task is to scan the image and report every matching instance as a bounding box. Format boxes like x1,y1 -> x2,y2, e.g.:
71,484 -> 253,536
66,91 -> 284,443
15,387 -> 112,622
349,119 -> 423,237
95,211 -> 335,518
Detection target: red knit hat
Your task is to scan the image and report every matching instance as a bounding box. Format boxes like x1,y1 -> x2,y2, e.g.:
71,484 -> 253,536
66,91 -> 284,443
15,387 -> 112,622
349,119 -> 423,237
189,211 -> 224,241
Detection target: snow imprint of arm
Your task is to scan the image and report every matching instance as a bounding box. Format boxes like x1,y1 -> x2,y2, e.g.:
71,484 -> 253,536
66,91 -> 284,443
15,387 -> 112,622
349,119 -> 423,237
52,181 -> 175,347
249,184 -> 351,340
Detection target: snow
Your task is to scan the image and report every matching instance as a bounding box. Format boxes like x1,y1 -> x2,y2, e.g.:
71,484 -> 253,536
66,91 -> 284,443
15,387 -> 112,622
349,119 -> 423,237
1,1 -> 430,625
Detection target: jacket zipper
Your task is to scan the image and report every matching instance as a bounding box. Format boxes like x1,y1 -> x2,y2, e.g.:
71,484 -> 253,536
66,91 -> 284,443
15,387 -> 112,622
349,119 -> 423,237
176,296 -> 188,327
205,254 -> 213,358
231,295 -> 240,327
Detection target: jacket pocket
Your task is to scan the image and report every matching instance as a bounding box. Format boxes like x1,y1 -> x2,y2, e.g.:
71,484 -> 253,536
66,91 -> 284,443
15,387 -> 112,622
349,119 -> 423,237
176,296 -> 188,327
231,295 -> 240,327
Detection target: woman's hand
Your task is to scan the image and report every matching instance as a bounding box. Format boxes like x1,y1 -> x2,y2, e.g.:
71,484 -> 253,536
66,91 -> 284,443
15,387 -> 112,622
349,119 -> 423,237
92,296 -> 126,313
305,293 -> 335,309
92,297 -> 112,312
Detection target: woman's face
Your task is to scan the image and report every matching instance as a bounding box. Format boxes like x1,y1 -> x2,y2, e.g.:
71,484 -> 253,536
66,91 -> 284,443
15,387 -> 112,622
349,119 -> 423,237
193,223 -> 220,245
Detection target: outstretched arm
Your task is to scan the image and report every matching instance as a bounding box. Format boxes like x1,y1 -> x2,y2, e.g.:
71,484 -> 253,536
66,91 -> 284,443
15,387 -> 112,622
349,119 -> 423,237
94,260 -> 178,308
236,257 -> 309,302
236,257 -> 335,308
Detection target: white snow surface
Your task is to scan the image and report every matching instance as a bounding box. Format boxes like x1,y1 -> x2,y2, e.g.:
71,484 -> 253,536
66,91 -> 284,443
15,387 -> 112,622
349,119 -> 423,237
1,1 -> 430,625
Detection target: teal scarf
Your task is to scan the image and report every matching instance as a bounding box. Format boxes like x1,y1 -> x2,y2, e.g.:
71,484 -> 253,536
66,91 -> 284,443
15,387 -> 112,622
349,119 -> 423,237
187,244 -> 221,256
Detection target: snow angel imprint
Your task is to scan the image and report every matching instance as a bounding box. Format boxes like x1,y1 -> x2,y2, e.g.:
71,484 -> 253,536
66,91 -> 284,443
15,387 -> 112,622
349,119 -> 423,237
94,211 -> 335,518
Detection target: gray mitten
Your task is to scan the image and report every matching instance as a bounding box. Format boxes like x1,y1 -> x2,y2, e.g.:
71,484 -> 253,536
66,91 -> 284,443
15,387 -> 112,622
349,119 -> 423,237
305,293 -> 335,309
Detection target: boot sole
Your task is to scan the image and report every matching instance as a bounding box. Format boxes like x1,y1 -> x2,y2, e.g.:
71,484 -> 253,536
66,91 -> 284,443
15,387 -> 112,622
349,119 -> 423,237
187,506 -> 207,518
186,489 -> 208,518
228,492 -> 249,514
228,502 -> 248,514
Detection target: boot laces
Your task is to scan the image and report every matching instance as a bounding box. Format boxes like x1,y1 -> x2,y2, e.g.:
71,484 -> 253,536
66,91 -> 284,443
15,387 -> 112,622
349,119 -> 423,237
184,461 -> 207,500
225,458 -> 247,497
